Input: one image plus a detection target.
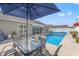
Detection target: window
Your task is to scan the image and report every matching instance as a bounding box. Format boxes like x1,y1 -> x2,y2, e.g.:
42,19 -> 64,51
18,24 -> 27,34
19,24 -> 23,28
18,24 -> 32,34
24,25 -> 26,29
32,26 -> 42,35
18,24 -> 24,33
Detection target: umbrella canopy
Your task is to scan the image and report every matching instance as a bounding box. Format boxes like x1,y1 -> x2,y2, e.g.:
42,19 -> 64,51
74,22 -> 79,26
0,3 -> 60,20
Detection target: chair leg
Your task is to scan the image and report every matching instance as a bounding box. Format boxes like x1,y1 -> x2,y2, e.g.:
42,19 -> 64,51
40,47 -> 51,56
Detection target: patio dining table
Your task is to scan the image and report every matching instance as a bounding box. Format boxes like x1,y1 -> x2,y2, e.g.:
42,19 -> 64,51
13,37 -> 42,56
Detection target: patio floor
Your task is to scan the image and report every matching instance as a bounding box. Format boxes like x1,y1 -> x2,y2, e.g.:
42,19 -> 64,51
1,34 -> 79,56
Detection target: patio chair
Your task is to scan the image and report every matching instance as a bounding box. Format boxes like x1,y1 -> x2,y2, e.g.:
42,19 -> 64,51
0,43 -> 18,56
3,44 -> 17,56
42,37 -> 52,56
37,36 -> 63,56
0,34 -> 24,56
35,36 -> 51,56
34,35 -> 39,44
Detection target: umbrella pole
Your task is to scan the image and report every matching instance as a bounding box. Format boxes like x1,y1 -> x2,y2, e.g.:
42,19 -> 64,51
26,3 -> 29,52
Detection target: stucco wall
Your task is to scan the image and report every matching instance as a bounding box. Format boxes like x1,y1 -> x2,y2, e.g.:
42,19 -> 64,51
0,19 -> 32,35
49,28 -> 75,33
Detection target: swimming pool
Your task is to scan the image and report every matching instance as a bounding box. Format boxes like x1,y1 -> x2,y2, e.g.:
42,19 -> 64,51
46,32 -> 67,46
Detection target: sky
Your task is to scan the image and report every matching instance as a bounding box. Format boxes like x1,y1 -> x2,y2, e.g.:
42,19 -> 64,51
36,3 -> 79,26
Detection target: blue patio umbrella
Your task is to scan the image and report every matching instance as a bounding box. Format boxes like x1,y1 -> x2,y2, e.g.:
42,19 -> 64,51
0,3 -> 60,53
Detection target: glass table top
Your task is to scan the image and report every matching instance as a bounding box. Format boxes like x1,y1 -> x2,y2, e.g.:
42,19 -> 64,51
14,37 -> 42,54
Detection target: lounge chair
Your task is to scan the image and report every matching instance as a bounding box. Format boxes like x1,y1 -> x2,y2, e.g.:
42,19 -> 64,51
53,45 -> 62,56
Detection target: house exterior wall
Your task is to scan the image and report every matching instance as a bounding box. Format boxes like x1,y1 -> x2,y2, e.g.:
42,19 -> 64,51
49,27 -> 75,33
0,19 -> 32,35
0,14 -> 48,36
0,19 -> 47,36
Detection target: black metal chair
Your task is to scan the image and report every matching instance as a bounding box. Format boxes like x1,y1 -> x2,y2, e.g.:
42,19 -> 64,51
35,36 -> 51,56
0,44 -> 17,56
36,36 -> 62,56
53,45 -> 62,56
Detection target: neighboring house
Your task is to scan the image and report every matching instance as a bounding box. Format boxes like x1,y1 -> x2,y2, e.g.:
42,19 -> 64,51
0,14 -> 47,36
48,25 -> 75,33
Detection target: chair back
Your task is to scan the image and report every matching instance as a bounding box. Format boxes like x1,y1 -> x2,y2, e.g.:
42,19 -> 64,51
34,35 -> 39,43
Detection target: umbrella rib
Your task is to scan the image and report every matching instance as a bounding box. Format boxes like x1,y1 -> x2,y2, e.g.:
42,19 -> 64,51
31,8 -> 40,17
6,4 -> 27,14
3,4 -> 22,14
18,8 -> 27,13
28,10 -> 32,19
28,3 -> 39,10
24,3 -> 34,9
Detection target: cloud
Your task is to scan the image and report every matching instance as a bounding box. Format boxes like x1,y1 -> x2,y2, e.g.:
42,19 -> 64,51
58,13 -> 65,16
67,11 -> 72,16
76,16 -> 79,19
58,10 -> 73,17
73,3 -> 79,5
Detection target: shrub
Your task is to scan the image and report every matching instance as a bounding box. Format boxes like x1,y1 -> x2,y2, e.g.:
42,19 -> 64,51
70,31 -> 78,38
76,37 -> 79,43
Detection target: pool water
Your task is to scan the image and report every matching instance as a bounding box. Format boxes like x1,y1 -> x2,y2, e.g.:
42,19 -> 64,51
46,32 -> 67,46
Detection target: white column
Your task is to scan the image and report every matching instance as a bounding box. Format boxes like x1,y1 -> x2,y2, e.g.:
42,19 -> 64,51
75,26 -> 79,37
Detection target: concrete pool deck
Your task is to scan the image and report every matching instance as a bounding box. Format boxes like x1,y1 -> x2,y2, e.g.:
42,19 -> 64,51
1,34 -> 79,56
46,34 -> 79,56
